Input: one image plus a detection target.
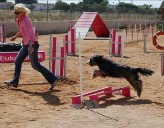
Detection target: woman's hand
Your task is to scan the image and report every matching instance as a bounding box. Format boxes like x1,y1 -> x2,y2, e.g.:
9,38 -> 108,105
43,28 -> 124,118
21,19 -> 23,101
10,36 -> 17,41
28,40 -> 34,55
28,45 -> 34,55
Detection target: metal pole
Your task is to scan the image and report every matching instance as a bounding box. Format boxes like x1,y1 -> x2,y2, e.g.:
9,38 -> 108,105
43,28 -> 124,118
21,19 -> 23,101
144,21 -> 147,53
119,30 -> 125,93
47,0 -> 48,21
109,29 -> 112,56
78,32 -> 83,106
49,34 -> 52,72
63,38 -> 67,78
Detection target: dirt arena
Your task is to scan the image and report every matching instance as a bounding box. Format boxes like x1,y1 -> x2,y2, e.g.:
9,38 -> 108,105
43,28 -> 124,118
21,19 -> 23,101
0,32 -> 164,128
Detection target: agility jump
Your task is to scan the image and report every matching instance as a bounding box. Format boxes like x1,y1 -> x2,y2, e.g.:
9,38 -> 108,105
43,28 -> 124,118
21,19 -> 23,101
72,86 -> 130,105
74,12 -> 109,39
110,29 -> 122,56
72,30 -> 133,108
49,26 -> 77,78
152,31 -> 164,76
0,26 -> 45,63
64,27 -> 76,55
49,35 -> 66,78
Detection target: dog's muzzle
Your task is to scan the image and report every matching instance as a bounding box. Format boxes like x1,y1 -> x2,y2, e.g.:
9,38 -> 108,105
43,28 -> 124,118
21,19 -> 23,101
87,59 -> 91,65
87,59 -> 95,66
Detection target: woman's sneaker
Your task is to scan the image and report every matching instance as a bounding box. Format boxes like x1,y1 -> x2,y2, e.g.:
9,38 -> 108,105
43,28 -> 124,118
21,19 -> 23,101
49,80 -> 58,90
4,81 -> 18,88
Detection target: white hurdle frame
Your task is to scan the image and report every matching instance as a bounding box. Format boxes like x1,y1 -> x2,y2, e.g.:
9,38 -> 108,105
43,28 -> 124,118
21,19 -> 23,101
76,30 -> 126,106
64,27 -> 76,55
78,32 -> 83,106
49,35 -> 67,78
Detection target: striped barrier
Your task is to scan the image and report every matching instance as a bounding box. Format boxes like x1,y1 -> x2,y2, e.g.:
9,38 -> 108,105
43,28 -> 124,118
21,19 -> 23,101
111,29 -> 122,56
0,26 -> 45,63
33,27 -> 38,40
64,28 -> 76,55
0,51 -> 45,63
72,86 -> 130,106
0,24 -> 6,42
50,35 -> 66,78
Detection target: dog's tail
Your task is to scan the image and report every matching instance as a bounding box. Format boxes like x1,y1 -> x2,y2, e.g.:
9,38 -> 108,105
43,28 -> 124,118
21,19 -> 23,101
136,68 -> 154,76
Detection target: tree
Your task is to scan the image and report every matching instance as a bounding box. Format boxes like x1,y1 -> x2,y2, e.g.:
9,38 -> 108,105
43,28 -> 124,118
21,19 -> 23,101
54,0 -> 70,12
83,0 -> 108,4
69,3 -> 76,12
76,2 -> 89,12
15,0 -> 38,4
80,0 -> 108,12
116,2 -> 138,13
0,0 -> 7,2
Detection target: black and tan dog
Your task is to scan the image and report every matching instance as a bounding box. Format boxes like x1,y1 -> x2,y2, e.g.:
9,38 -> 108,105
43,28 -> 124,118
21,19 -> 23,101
87,55 -> 154,97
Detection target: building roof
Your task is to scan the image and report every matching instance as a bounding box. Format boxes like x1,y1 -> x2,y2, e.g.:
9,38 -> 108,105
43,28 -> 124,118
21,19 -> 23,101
160,1 -> 164,8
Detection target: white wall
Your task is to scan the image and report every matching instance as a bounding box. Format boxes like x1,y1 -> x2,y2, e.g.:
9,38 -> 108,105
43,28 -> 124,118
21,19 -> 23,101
0,20 -> 155,37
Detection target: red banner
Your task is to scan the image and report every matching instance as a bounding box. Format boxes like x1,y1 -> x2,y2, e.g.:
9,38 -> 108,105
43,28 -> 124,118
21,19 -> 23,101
0,51 -> 45,63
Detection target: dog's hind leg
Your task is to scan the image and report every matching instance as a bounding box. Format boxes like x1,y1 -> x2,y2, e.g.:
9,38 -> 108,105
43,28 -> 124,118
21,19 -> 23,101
125,75 -> 143,97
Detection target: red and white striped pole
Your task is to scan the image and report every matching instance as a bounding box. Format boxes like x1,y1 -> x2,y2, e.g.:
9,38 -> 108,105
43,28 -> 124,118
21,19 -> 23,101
0,24 -> 6,42
132,26 -> 134,42
33,27 -> 38,40
65,27 -> 76,55
125,27 -> 128,42
111,29 -> 122,56
51,36 -> 66,78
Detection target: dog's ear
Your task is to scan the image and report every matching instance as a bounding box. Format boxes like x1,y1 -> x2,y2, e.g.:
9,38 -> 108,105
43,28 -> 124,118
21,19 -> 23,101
94,55 -> 103,58
96,55 -> 104,59
99,55 -> 103,58
93,55 -> 104,64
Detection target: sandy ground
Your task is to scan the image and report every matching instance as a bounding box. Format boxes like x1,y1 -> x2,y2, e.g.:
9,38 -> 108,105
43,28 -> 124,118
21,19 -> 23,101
0,32 -> 164,128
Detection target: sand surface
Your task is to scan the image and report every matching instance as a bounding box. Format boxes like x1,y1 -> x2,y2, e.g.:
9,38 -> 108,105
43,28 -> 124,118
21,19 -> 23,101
0,32 -> 164,128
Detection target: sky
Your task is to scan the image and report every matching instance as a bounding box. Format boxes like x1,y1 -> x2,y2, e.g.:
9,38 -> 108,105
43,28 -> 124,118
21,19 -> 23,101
7,0 -> 163,8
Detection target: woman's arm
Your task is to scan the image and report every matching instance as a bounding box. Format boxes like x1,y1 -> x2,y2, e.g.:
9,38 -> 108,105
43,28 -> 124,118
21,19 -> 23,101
27,40 -> 34,55
10,32 -> 22,41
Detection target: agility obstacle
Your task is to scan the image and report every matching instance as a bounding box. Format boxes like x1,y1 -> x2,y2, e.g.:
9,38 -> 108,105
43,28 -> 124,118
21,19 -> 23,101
111,29 -> 122,56
152,31 -> 164,76
153,31 -> 164,50
109,29 -> 125,57
0,24 -> 6,42
0,51 -> 45,63
49,35 -> 66,78
72,86 -> 130,105
33,27 -> 38,40
49,26 -> 76,78
0,26 -> 45,63
74,12 -> 109,39
64,27 -> 76,55
141,21 -> 161,53
124,21 -> 157,44
0,43 -> 45,63
72,30 -> 130,108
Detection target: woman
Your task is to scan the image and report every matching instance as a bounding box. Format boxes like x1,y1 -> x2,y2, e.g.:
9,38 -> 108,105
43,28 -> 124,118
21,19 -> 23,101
4,3 -> 58,90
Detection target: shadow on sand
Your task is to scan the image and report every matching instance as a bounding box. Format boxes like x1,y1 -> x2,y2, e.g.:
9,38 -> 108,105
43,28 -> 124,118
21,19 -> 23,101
99,95 -> 164,108
11,88 -> 64,106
